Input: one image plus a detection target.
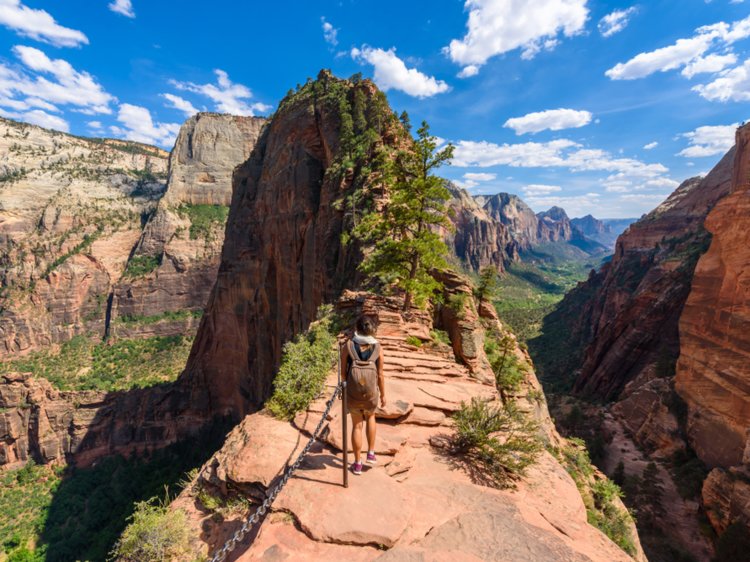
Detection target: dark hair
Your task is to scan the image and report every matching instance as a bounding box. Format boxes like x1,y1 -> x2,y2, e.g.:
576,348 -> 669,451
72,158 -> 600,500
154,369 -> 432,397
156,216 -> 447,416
356,315 -> 377,336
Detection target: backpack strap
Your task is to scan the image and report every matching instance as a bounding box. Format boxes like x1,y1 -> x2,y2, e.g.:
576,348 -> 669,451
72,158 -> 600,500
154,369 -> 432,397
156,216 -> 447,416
347,339 -> 380,363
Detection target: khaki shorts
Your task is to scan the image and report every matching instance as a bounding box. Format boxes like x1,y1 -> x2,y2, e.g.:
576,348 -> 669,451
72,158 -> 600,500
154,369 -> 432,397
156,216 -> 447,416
348,405 -> 376,417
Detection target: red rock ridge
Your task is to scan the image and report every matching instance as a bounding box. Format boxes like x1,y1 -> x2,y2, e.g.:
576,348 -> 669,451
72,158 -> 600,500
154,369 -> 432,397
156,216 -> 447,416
675,125 -> 750,532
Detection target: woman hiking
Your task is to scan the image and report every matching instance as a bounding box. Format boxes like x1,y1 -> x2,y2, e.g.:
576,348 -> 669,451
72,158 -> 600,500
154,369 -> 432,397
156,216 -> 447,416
341,315 -> 386,475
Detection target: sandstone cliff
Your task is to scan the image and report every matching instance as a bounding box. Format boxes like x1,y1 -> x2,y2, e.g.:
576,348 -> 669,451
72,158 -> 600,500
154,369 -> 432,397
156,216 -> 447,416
445,184 -> 518,272
0,117 -> 169,356
111,114 -> 266,339
533,149 -> 733,402
674,124 -> 750,532
531,134 -> 741,550
572,215 -> 617,249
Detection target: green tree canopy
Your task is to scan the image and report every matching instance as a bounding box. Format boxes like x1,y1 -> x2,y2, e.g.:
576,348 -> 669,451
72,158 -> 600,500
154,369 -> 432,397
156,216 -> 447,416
354,121 -> 454,310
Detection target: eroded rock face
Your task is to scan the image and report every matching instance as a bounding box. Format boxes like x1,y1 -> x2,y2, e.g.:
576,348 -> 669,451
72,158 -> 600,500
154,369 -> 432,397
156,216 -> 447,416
0,371 -> 201,468
0,117 -> 168,355
534,149 -> 734,403
182,75 -> 398,419
111,114 -> 266,339
675,124 -> 750,472
446,186 -> 518,271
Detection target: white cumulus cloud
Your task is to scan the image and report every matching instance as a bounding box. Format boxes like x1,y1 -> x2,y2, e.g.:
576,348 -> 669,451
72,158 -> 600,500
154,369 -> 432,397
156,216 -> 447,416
321,17 -> 338,46
0,0 -> 88,47
693,59 -> 750,102
161,93 -> 199,117
605,15 -> 750,80
504,108 -> 592,135
0,46 -> 114,117
682,53 -> 737,78
598,7 -> 637,38
678,123 -> 739,157
351,46 -> 449,98
0,106 -> 68,131
108,0 -> 135,18
171,70 -> 271,115
523,184 -> 562,196
444,0 -> 588,75
110,103 -> 180,147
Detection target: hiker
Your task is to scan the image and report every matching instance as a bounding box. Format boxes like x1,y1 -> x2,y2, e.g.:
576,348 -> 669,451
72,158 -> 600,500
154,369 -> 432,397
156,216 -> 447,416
341,314 -> 386,476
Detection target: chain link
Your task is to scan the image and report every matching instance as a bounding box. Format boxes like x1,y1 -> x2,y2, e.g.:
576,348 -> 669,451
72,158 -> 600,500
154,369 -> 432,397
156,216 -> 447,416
210,384 -> 343,562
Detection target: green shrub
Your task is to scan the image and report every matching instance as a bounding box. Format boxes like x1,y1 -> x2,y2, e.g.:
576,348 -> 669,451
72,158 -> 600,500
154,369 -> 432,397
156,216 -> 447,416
447,292 -> 469,318
451,398 -> 542,487
119,309 -> 203,325
484,333 -> 526,396
111,497 -> 191,562
587,504 -> 637,557
266,306 -> 338,420
473,266 -> 499,301
559,440 -> 636,557
430,329 -> 451,346
123,254 -> 161,278
405,335 -> 423,347
177,204 -> 230,241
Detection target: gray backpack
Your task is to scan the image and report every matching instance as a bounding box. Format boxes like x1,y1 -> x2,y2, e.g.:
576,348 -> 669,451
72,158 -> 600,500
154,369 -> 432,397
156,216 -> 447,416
345,340 -> 380,411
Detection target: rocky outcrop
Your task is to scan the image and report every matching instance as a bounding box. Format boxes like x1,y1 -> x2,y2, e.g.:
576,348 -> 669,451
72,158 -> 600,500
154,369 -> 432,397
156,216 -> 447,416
675,124 -> 750,470
533,149 -> 734,403
478,192 -> 541,251
476,193 -> 606,256
533,128 -> 748,544
171,291 -> 642,562
0,117 -> 168,356
110,114 -> 266,338
445,185 -> 518,272
0,370 -> 205,469
182,73 -> 404,419
537,206 -> 574,242
572,215 -> 618,249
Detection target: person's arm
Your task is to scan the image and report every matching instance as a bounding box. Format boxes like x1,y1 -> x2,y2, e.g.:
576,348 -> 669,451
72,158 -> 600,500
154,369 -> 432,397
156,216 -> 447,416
378,347 -> 386,407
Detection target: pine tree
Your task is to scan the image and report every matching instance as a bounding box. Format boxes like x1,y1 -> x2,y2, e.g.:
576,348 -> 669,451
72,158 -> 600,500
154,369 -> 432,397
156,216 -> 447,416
475,266 -> 499,301
354,121 -> 454,310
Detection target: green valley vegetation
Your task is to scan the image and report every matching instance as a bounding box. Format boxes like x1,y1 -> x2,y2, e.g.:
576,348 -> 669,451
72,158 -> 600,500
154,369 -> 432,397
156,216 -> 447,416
0,426 -> 227,562
266,305 -> 338,420
493,259 -> 596,344
0,334 -> 192,391
353,121 -> 455,310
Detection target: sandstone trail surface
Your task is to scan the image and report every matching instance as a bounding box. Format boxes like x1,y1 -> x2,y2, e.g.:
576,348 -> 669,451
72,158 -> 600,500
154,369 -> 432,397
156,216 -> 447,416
675,123 -> 750,534
171,290 -> 644,562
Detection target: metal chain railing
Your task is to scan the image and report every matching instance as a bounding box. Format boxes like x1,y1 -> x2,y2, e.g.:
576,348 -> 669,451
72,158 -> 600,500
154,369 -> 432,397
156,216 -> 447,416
210,383 -> 343,562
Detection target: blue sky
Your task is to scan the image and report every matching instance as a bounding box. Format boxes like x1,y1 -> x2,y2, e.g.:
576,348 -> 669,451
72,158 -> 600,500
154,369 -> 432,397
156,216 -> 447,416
0,1 -> 748,218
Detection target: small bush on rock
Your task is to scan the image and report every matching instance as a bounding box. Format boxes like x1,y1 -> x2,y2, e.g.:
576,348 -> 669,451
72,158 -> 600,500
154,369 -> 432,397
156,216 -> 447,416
267,306 -> 337,420
111,497 -> 191,562
451,398 -> 542,487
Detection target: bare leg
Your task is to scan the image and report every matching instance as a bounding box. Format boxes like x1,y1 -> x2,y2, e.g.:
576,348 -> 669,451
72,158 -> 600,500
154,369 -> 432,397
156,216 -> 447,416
350,411 -> 364,464
366,412 -> 377,452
